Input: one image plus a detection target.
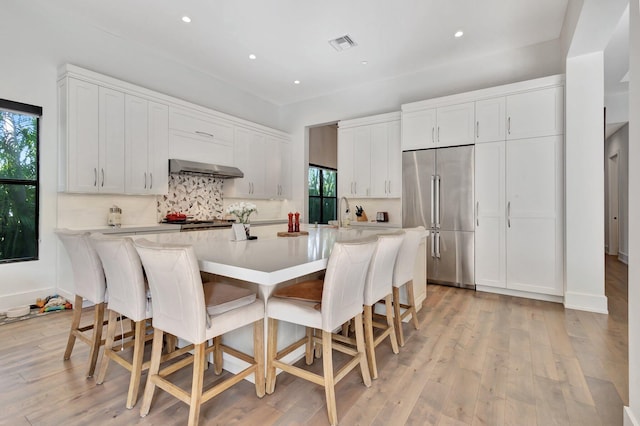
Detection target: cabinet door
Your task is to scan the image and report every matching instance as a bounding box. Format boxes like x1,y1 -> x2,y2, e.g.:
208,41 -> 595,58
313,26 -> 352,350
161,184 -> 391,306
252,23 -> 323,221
475,97 -> 506,143
506,136 -> 563,295
265,135 -> 286,198
147,101 -> 169,194
98,87 -> 125,193
474,141 -> 506,288
67,78 -> 100,192
370,123 -> 389,197
387,120 -> 402,197
337,128 -> 355,197
227,127 -> 257,197
353,127 -> 371,196
506,86 -> 564,140
402,108 -> 436,150
436,102 -> 475,147
125,95 -> 149,194
278,139 -> 292,199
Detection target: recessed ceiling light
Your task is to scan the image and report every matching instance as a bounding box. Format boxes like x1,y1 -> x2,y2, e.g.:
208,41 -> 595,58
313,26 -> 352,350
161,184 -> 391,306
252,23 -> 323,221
182,16 -> 192,23
454,30 -> 464,38
249,54 -> 257,60
294,80 -> 300,85
361,61 -> 368,65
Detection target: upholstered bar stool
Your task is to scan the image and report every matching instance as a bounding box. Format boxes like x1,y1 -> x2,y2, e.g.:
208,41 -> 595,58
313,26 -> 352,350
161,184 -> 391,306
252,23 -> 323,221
266,238 -> 378,426
392,226 -> 428,347
362,232 -> 404,379
134,239 -> 264,426
90,235 -> 154,409
56,230 -> 107,378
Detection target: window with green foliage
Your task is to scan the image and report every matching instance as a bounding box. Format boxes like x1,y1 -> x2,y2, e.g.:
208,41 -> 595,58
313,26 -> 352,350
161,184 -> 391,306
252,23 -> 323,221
308,165 -> 337,224
0,99 -> 41,263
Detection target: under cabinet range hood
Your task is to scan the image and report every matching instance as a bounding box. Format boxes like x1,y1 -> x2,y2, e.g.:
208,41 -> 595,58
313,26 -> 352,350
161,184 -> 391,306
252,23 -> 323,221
169,159 -> 244,179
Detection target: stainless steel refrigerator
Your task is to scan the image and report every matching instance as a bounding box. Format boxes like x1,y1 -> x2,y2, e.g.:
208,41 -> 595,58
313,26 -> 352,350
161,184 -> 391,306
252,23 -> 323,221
402,146 -> 475,289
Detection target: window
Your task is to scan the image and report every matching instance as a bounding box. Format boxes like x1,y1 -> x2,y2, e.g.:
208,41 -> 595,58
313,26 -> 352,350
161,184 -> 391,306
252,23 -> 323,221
0,99 -> 41,263
308,165 -> 337,224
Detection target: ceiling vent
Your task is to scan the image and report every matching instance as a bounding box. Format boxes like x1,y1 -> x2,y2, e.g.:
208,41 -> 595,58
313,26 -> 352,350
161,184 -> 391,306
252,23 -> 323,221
329,35 -> 357,52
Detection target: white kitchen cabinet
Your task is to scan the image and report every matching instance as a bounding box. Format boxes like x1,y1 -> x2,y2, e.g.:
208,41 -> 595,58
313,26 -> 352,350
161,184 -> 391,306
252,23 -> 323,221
370,120 -> 401,197
474,141 -> 506,288
265,135 -> 291,199
337,128 -> 356,197
475,97 -> 506,143
475,136 -> 563,296
125,95 -> 169,195
337,126 -> 371,197
58,77 -> 125,193
402,102 -> 474,150
168,107 -> 234,166
506,86 -> 564,140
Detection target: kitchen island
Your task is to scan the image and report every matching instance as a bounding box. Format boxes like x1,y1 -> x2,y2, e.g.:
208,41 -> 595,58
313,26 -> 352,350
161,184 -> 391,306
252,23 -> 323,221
129,224 -> 428,379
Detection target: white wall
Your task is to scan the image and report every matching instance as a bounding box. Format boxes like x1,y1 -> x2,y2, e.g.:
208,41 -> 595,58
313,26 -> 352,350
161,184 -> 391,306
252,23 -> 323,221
604,124 -> 630,262
625,1 -> 640,424
607,91 -> 631,123
0,1 -> 283,310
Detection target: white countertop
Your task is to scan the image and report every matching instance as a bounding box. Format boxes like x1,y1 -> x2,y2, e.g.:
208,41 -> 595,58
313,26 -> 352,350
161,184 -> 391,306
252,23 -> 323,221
130,224 -> 407,286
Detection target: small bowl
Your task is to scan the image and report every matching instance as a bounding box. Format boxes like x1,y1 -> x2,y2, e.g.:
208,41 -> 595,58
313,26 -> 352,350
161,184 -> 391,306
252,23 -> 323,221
6,306 -> 30,318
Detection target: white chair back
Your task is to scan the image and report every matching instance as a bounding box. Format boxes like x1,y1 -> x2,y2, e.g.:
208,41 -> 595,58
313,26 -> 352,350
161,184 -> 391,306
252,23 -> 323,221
392,226 -> 427,288
134,239 -> 208,344
56,230 -> 106,304
321,238 -> 377,331
363,232 -> 404,306
91,235 -> 149,322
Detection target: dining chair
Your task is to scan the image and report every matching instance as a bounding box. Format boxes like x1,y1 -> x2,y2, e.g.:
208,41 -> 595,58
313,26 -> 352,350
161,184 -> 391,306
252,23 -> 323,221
56,229 -> 107,378
361,231 -> 404,379
266,237 -> 378,426
134,239 -> 264,426
392,226 -> 428,347
90,235 -> 153,409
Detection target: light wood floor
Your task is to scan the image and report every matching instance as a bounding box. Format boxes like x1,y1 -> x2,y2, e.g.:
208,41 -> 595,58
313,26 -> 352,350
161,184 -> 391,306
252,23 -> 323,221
0,256 -> 627,425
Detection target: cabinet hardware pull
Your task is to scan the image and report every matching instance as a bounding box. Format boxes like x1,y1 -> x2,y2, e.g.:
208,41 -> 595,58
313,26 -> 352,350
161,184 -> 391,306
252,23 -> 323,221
437,126 -> 440,143
150,173 -> 153,189
476,201 -> 479,227
144,172 -> 147,189
195,131 -> 214,138
476,121 -> 479,138
507,201 -> 511,228
101,169 -> 105,187
507,117 -> 511,135
432,127 -> 435,144
94,168 -> 97,187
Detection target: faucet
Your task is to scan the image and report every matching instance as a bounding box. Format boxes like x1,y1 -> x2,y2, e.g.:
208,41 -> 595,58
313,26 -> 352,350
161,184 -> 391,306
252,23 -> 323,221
339,196 -> 350,228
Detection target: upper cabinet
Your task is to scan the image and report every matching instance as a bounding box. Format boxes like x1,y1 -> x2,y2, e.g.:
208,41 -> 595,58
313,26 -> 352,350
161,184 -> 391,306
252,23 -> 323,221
402,103 -> 474,150
338,112 -> 401,199
58,77 -> 125,193
506,86 -> 564,140
475,97 -> 506,144
125,95 -> 169,195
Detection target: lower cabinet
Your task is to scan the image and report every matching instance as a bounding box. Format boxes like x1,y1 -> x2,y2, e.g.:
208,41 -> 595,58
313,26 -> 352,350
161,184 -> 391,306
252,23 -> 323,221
475,136 -> 563,296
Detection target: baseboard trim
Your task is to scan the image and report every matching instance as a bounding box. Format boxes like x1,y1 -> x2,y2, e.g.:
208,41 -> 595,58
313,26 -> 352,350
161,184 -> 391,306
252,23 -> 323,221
619,252 -> 629,264
0,287 -> 57,313
625,406 -> 640,426
476,285 -> 563,304
564,291 -> 608,314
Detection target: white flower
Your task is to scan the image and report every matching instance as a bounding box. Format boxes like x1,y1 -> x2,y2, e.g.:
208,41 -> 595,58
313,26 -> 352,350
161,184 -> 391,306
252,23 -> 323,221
226,202 -> 257,223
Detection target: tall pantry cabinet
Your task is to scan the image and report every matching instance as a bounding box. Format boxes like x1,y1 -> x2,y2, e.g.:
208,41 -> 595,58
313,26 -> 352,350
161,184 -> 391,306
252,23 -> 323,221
474,82 -> 564,297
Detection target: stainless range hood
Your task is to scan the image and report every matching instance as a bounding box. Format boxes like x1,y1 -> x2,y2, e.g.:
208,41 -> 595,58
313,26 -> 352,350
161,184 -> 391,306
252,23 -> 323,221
169,159 -> 244,179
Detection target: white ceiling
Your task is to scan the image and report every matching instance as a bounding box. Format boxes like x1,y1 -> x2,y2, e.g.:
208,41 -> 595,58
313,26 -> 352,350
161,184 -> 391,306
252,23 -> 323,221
43,0 -> 570,106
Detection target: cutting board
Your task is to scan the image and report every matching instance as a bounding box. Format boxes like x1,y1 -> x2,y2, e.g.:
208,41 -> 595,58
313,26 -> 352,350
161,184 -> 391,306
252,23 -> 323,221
277,231 -> 309,237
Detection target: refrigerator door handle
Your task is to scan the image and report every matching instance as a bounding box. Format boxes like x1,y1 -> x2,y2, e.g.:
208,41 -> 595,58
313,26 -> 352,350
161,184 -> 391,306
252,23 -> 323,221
435,232 -> 441,258
507,201 -> 511,228
431,232 -> 436,258
435,175 -> 441,228
430,175 -> 435,228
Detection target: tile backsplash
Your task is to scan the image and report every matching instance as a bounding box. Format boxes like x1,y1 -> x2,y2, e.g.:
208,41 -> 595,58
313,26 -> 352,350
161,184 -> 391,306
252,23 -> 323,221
157,173 -> 224,220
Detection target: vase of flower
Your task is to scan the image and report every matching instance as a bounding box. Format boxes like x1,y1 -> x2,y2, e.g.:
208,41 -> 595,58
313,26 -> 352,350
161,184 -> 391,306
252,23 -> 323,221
226,202 -> 257,240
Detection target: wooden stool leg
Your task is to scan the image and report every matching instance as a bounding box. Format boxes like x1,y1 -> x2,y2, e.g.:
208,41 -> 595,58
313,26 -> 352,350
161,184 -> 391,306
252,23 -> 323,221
187,342 -> 206,426
305,327 -> 314,365
213,336 -> 223,375
322,330 -> 338,426
354,313 -> 371,387
363,305 -> 377,379
96,309 -> 118,384
406,281 -> 420,330
87,302 -> 105,377
266,318 -> 278,394
393,287 -> 405,347
140,330 -> 164,417
385,294 -> 399,355
314,328 -> 322,359
126,319 -> 147,409
64,295 -> 83,360
341,321 -> 350,337
253,319 -> 265,398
